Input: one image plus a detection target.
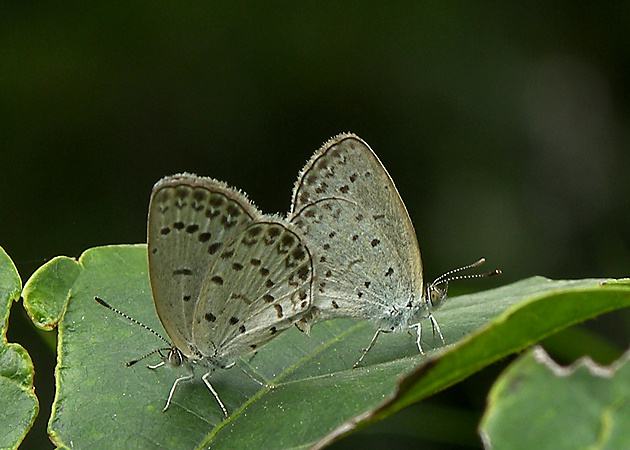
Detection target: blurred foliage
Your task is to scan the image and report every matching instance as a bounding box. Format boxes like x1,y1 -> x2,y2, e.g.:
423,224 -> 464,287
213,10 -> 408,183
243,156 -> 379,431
1,2 -> 628,448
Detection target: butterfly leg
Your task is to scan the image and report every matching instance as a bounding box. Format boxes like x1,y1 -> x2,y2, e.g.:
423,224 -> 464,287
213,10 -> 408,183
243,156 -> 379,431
428,313 -> 445,346
410,313 -> 445,356
353,328 -> 393,369
147,361 -> 165,370
202,371 -> 229,417
144,348 -> 172,370
409,323 -> 426,356
161,366 -> 194,413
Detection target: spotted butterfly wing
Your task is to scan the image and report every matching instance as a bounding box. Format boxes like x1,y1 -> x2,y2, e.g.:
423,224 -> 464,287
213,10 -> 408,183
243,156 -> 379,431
288,134 -> 424,332
148,174 -> 313,367
191,221 -> 313,364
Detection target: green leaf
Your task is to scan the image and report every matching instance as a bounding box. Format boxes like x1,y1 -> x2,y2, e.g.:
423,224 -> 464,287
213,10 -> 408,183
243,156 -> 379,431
22,245 -> 630,449
22,254 -> 81,331
0,246 -> 39,450
312,278 -> 630,448
479,345 -> 630,449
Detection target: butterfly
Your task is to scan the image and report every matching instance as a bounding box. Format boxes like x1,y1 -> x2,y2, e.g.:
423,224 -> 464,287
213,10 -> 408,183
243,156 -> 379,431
97,174 -> 313,416
287,133 -> 500,367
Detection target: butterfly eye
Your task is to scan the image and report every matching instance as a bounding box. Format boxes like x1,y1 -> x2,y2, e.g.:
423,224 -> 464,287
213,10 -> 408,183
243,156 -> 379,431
168,349 -> 183,367
428,285 -> 447,308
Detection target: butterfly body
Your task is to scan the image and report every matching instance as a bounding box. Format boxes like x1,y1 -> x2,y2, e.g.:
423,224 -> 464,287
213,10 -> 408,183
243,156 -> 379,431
288,134 -> 498,364
288,134 -> 427,330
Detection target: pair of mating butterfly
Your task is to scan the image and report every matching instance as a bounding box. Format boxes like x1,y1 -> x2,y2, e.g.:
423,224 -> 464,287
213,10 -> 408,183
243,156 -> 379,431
96,133 -> 500,417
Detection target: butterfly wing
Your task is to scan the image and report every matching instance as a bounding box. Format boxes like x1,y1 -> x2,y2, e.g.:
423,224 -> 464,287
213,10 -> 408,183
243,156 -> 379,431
191,221 -> 312,365
148,174 -> 262,358
288,133 -> 423,327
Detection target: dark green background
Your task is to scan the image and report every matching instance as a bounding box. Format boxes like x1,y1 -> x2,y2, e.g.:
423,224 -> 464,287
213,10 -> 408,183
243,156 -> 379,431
2,3 -> 629,449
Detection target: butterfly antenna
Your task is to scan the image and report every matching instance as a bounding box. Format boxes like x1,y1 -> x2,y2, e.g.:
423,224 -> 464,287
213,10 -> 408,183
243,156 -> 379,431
94,296 -> 173,348
431,258 -> 501,289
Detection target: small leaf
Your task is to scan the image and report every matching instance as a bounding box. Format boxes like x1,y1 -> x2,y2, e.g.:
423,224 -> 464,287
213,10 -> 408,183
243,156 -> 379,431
479,345 -> 630,449
22,254 -> 81,330
0,246 -> 39,450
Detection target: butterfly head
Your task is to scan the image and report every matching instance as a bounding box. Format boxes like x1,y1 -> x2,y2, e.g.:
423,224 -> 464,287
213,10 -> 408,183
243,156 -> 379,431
423,258 -> 501,313
426,281 -> 448,311
164,347 -> 185,368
